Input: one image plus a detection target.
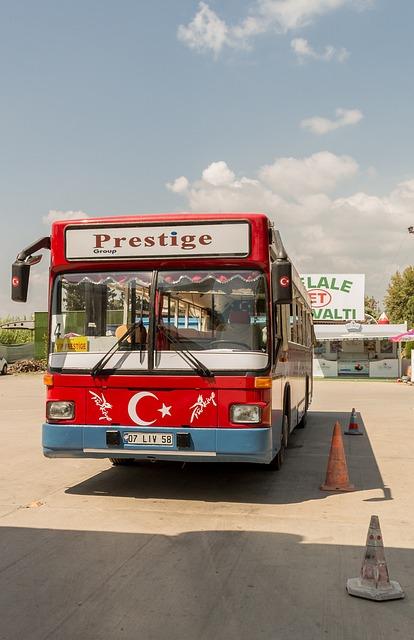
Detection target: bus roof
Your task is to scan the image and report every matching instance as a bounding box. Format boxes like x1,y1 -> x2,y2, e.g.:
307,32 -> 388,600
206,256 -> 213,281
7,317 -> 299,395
49,212 -> 272,270
50,212 -> 270,229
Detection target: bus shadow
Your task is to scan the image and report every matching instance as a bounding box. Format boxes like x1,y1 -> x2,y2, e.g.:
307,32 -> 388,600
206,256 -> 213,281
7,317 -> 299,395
66,410 -> 391,505
0,526 -> 409,640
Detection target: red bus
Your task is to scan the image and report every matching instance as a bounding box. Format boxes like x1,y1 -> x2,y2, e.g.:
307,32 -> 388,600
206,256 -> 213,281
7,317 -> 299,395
11,213 -> 313,469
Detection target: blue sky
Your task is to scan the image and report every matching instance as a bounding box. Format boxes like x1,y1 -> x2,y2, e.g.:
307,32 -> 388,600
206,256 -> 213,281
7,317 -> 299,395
1,0 -> 414,315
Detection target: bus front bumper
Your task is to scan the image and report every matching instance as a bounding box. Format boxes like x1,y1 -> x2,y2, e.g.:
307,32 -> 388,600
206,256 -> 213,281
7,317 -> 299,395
42,423 -> 274,464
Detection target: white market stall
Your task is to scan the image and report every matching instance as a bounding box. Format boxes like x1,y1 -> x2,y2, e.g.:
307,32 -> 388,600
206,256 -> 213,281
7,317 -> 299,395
313,321 -> 407,378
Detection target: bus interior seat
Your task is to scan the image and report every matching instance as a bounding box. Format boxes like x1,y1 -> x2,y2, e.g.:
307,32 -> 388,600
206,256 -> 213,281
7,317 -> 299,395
218,309 -> 259,349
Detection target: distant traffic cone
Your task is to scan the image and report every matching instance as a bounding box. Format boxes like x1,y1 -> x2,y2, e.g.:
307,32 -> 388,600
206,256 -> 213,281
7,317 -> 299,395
347,515 -> 405,601
320,422 -> 355,492
344,408 -> 363,436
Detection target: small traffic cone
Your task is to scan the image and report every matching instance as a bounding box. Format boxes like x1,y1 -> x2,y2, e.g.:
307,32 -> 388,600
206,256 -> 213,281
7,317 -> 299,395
347,515 -> 405,601
320,422 -> 355,492
344,408 -> 363,436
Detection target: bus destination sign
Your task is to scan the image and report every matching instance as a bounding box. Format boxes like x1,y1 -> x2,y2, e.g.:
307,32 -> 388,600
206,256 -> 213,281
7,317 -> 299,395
65,222 -> 250,260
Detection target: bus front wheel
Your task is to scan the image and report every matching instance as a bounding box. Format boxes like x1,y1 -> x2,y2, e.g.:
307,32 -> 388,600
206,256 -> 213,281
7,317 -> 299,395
297,411 -> 307,429
296,379 -> 309,429
267,414 -> 288,470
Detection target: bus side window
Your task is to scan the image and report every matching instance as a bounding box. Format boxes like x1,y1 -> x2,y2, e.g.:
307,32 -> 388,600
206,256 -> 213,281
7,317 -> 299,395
306,312 -> 312,347
296,302 -> 303,345
301,307 -> 306,346
310,314 -> 316,347
290,302 -> 297,343
281,304 -> 289,352
295,303 -> 301,344
304,310 -> 309,347
273,304 -> 282,362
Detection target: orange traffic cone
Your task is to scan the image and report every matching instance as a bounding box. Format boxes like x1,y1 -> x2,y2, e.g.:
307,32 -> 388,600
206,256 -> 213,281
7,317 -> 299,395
347,515 -> 404,600
320,422 -> 355,492
344,407 -> 363,436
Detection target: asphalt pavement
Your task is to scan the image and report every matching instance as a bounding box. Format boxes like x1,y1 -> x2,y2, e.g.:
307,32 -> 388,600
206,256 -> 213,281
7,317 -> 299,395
0,374 -> 413,640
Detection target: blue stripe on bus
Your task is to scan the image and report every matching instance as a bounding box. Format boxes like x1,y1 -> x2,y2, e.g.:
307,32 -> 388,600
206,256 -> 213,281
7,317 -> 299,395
42,423 -> 274,463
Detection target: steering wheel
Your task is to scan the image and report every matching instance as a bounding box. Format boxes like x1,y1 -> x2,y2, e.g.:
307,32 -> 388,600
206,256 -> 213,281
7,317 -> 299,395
209,340 -> 250,350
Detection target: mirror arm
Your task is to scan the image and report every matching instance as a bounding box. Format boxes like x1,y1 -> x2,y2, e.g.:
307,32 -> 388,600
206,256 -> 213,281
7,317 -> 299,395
16,236 -> 51,263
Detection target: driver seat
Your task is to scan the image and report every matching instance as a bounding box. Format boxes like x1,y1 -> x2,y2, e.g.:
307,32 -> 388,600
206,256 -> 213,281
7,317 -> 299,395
217,309 -> 257,349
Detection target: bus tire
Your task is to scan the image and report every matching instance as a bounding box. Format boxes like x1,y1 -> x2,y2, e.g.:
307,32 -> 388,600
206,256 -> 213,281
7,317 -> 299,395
296,378 -> 309,429
267,414 -> 288,470
282,412 -> 289,448
110,458 -> 136,466
297,411 -> 307,429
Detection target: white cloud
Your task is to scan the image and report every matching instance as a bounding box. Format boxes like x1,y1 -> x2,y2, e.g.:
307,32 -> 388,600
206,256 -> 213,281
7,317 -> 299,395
178,1 -> 368,55
177,2 -> 230,55
166,152 -> 414,300
300,108 -> 364,134
258,151 -> 358,195
43,210 -> 89,224
202,161 -> 235,186
256,0 -> 348,32
168,152 -> 358,217
291,38 -> 349,62
166,176 -> 189,193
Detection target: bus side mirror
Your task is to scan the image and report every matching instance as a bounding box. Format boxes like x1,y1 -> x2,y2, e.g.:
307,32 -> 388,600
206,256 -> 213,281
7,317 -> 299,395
272,260 -> 292,304
11,262 -> 30,302
11,255 -> 42,302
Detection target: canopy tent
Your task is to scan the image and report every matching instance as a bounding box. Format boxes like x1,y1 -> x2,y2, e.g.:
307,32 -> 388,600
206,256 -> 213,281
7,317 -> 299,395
315,322 -> 407,341
389,329 -> 414,343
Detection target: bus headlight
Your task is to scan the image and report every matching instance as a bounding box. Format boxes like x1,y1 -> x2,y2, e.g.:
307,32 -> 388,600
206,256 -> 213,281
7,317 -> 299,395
47,401 -> 75,420
230,404 -> 261,424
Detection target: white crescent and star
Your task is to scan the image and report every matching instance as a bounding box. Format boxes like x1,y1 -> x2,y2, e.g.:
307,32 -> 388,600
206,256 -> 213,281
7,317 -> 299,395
127,391 -> 172,426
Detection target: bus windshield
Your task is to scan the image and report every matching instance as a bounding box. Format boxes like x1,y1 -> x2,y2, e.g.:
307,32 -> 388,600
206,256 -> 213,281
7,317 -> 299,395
50,269 -> 269,372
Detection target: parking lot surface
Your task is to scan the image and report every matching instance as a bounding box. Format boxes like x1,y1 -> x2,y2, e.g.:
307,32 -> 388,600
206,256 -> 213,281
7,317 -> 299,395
0,375 -> 413,639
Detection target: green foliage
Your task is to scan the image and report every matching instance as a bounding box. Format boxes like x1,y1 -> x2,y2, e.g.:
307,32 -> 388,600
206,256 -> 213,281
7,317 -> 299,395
63,282 -> 124,311
403,341 -> 414,359
364,295 -> 380,320
63,283 -> 86,312
384,266 -> 414,327
0,317 -> 33,345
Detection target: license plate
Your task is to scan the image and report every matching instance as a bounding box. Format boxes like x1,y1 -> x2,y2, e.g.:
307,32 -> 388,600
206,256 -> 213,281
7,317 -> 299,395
123,432 -> 174,447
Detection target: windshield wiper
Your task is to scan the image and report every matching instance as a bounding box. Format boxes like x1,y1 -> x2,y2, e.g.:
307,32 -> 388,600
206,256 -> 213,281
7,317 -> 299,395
91,322 -> 142,377
157,325 -> 213,378
91,322 -> 213,378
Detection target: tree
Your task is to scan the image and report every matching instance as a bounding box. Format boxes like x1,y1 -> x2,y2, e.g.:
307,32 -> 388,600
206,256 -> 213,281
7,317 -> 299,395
364,295 -> 380,320
63,282 -> 86,311
63,282 -> 124,311
384,266 -> 414,327
402,340 -> 414,359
